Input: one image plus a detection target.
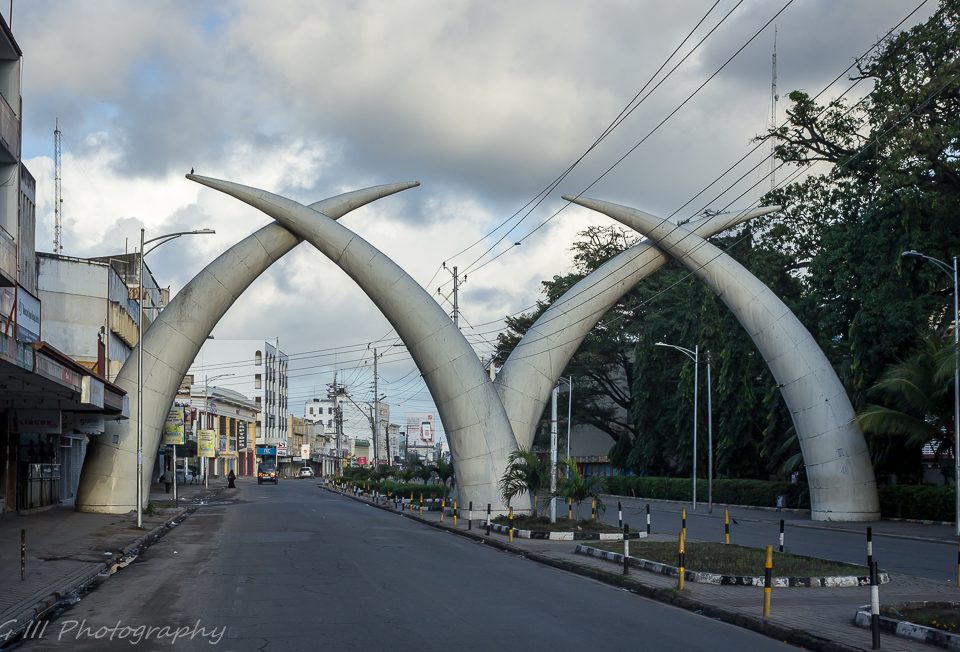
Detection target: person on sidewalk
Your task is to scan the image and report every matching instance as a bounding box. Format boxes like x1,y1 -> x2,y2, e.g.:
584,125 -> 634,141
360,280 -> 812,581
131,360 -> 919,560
163,467 -> 173,494
227,469 -> 236,488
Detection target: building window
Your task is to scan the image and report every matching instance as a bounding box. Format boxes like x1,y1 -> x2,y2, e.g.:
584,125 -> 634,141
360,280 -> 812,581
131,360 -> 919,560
255,374 -> 262,389
255,350 -> 262,366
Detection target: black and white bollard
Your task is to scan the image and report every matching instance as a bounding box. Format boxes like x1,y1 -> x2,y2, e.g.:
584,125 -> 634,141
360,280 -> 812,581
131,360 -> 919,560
646,504 -> 651,535
867,526 -> 873,568
870,560 -> 881,649
622,524 -> 630,576
468,501 -> 473,530
486,504 -> 491,536
779,519 -> 785,553
618,501 -> 623,530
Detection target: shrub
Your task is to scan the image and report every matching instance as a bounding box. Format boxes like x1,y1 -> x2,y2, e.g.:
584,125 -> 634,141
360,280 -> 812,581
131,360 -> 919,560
602,475 -> 955,521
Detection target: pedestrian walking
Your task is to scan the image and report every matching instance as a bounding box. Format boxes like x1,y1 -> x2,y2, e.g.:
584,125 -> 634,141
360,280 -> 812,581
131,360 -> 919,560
163,467 -> 173,494
227,469 -> 236,488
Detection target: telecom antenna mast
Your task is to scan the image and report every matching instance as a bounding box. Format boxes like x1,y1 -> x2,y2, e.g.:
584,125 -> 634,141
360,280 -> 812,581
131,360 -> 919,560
768,26 -> 778,194
53,119 -> 63,253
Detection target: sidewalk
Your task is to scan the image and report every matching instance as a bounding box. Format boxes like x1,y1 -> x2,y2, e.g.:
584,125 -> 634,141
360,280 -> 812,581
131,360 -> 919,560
332,487 -> 953,652
0,481 -> 224,646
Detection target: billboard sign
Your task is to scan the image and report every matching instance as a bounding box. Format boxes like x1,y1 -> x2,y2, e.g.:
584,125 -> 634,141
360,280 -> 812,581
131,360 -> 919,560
198,429 -> 216,458
301,443 -> 310,459
405,413 -> 435,446
256,445 -> 277,456
163,407 -> 185,445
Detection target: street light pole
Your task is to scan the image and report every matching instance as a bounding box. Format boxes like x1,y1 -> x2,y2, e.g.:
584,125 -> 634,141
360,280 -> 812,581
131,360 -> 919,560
550,383 -> 559,523
903,250 -> 960,537
655,341 -> 710,511
135,227 -> 214,529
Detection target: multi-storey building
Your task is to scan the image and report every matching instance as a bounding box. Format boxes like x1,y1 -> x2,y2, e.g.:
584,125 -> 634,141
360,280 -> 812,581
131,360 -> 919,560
0,15 -> 127,512
189,338 -> 288,467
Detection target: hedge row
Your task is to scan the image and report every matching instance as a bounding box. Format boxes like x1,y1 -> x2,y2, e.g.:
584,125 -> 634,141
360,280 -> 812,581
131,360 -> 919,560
603,476 -> 955,521
372,480 -> 450,499
603,476 -> 809,510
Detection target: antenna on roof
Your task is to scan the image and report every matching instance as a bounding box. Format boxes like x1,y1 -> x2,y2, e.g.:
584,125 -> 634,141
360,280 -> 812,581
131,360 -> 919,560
54,118 -> 64,253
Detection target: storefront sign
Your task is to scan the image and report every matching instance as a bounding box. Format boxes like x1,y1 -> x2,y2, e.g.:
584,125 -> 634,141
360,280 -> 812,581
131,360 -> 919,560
65,413 -> 104,435
237,421 -> 247,450
16,409 -> 61,434
256,445 -> 277,456
300,443 -> 310,458
15,286 -> 40,343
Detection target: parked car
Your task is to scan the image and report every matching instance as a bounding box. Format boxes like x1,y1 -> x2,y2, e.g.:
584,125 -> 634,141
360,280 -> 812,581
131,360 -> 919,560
297,467 -> 314,479
257,461 -> 279,485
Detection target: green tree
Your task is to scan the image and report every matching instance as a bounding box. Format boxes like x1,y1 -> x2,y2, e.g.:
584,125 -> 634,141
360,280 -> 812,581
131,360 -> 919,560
499,448 -> 550,509
555,458 -> 605,520
858,336 -> 957,482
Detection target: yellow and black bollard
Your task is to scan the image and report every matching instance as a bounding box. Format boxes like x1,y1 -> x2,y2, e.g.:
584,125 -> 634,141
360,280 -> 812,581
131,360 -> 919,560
681,507 -> 687,545
591,498 -> 596,521
440,497 -> 445,522
419,493 -> 423,515
509,506 -> 514,542
724,509 -> 730,544
762,545 -> 773,618
409,492 -> 414,512
453,499 -> 458,526
677,529 -> 685,591
567,497 -> 573,521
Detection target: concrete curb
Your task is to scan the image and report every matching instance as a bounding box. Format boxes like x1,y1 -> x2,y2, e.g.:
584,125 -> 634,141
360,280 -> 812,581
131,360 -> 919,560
321,486 -> 862,652
0,487 -> 224,649
484,522 -> 644,541
853,601 -> 960,648
575,543 -> 889,588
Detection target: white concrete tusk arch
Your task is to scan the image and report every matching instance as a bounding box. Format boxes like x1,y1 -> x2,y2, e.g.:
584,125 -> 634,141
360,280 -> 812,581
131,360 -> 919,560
187,175 -> 520,513
75,182 -> 419,514
495,205 -> 781,450
564,194 -> 879,521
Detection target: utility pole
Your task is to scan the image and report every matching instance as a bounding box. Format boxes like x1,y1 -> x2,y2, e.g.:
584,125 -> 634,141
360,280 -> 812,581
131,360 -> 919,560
768,25 -> 778,194
439,263 -> 466,328
331,372 -> 343,477
373,347 -> 379,465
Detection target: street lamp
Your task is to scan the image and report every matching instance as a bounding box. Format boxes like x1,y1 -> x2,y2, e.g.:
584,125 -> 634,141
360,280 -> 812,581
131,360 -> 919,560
548,376 -> 574,522
136,227 -> 214,528
655,341 -> 713,512
902,250 -> 959,536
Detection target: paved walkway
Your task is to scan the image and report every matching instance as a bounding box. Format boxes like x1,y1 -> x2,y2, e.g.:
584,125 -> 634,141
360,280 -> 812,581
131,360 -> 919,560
333,486 -> 956,652
0,480 -> 227,646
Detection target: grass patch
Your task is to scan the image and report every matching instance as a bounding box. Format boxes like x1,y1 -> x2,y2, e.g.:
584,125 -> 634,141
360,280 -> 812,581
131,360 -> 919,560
492,515 -> 621,533
587,540 -> 868,577
883,603 -> 960,634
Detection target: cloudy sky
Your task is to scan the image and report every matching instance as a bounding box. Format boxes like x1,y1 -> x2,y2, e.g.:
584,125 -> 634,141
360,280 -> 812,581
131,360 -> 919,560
12,0 -> 933,440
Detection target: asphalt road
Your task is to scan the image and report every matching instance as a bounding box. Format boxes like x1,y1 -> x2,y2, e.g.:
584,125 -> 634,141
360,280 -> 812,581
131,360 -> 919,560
594,494 -> 956,582
16,480 -> 797,651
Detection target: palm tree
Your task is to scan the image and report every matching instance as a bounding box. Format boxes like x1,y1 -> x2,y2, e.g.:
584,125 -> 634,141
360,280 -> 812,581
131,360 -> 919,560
556,457 -> 605,520
858,335 -> 956,456
499,448 -> 550,511
435,458 -> 455,488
